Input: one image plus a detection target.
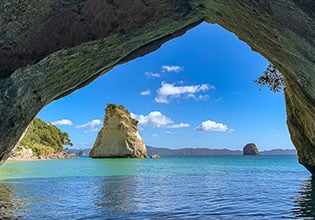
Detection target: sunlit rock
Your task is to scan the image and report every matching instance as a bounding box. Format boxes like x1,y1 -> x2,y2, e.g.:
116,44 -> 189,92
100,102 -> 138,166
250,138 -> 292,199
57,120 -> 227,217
90,104 -> 147,158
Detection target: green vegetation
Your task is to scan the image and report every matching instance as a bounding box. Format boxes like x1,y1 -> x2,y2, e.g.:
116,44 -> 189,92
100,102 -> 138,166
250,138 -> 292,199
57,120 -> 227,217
20,118 -> 73,156
107,103 -> 129,114
254,63 -> 285,92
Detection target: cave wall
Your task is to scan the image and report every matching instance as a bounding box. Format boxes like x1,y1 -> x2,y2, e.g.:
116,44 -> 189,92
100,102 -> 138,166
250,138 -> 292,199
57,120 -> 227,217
0,0 -> 314,172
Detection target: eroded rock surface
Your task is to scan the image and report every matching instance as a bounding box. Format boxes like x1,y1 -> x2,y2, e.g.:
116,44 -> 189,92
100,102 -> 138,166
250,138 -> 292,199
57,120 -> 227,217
0,1 -> 314,172
90,104 -> 147,158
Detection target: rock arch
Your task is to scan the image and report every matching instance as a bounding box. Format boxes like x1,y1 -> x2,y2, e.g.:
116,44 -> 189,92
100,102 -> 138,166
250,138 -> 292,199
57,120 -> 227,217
0,1 -> 314,172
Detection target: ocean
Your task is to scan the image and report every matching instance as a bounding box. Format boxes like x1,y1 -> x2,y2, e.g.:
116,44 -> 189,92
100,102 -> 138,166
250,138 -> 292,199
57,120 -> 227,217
0,156 -> 313,219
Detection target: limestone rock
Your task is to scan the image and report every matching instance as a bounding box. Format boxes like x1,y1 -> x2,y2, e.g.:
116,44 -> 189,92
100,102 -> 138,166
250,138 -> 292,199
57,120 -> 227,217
90,104 -> 147,158
150,154 -> 161,159
243,143 -> 259,156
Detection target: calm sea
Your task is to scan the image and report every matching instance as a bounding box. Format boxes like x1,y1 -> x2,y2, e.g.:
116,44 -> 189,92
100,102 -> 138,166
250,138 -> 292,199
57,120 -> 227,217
0,156 -> 313,219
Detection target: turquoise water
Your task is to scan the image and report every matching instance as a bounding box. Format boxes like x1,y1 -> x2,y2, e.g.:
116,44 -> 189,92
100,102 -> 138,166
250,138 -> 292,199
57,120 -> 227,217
0,156 -> 313,219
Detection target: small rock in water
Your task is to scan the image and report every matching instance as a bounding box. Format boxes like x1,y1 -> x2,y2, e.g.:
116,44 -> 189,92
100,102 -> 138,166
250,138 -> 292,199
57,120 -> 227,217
243,143 -> 259,155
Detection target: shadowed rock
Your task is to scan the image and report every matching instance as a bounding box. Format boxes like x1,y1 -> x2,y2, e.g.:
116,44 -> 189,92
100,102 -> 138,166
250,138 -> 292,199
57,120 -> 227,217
0,1 -> 314,172
243,143 -> 259,156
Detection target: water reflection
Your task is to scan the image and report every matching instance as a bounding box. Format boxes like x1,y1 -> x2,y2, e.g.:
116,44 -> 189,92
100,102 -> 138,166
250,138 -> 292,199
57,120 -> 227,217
0,181 -> 19,219
293,176 -> 315,218
96,175 -> 143,215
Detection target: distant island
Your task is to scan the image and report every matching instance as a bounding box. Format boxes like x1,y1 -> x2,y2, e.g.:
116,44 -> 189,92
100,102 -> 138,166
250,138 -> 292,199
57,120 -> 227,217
65,146 -> 296,157
147,146 -> 296,156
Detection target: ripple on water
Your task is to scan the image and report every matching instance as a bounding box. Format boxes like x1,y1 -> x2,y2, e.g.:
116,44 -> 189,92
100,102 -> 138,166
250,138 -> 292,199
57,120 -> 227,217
0,156 -> 311,219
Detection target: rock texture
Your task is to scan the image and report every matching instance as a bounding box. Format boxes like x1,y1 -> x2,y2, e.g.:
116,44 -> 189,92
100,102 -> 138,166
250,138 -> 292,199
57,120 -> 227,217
8,145 -> 33,161
90,104 -> 147,158
7,145 -> 75,161
150,154 -> 161,159
243,143 -> 259,156
0,1 -> 314,172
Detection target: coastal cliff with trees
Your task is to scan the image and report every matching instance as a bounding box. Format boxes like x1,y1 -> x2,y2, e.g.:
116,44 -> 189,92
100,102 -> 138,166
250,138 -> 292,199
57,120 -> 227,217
9,118 -> 73,160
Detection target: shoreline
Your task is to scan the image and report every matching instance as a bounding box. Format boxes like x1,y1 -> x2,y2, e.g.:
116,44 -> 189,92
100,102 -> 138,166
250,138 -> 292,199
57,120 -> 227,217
7,156 -> 77,162
7,152 -> 76,162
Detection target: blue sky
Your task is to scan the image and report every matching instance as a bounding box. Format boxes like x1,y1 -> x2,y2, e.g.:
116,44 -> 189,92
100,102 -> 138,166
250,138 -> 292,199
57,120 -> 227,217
38,22 -> 294,150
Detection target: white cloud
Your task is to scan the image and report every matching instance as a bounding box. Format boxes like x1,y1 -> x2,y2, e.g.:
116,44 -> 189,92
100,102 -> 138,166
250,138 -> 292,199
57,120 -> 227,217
161,65 -> 183,73
131,111 -> 189,129
51,119 -> 73,126
155,82 -> 213,104
167,123 -> 190,128
145,72 -> 161,78
186,94 -> 209,101
75,119 -> 101,128
196,120 -> 228,132
140,89 -> 151,96
131,111 -> 172,127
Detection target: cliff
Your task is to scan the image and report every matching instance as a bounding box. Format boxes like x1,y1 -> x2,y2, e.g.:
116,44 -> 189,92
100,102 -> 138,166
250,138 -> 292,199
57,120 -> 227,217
8,117 -> 74,160
19,117 -> 73,156
90,104 -> 147,158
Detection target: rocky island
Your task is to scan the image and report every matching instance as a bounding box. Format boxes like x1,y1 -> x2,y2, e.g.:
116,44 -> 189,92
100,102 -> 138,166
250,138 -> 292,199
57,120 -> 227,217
90,104 -> 147,158
243,143 -> 259,156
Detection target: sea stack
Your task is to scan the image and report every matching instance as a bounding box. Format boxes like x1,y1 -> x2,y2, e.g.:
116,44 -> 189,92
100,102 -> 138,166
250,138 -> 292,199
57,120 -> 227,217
90,104 -> 147,158
243,143 -> 259,155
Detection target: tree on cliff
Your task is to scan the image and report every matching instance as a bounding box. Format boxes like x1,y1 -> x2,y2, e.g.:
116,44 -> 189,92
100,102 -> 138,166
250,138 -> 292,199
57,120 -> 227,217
254,63 -> 285,92
20,118 -> 73,156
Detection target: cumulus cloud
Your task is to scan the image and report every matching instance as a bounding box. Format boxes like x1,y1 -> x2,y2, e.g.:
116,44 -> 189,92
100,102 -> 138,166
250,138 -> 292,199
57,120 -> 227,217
161,65 -> 183,73
131,111 -> 189,129
75,119 -> 101,128
140,89 -> 151,96
131,111 -> 172,127
51,119 -> 73,126
145,72 -> 161,78
145,65 -> 183,80
196,120 -> 228,132
155,82 -> 213,104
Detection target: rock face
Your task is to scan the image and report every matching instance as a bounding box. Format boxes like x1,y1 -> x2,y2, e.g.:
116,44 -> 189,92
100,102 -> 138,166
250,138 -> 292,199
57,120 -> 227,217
243,143 -> 259,156
90,104 -> 147,158
0,1 -> 314,172
150,154 -> 161,159
8,145 -> 34,161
